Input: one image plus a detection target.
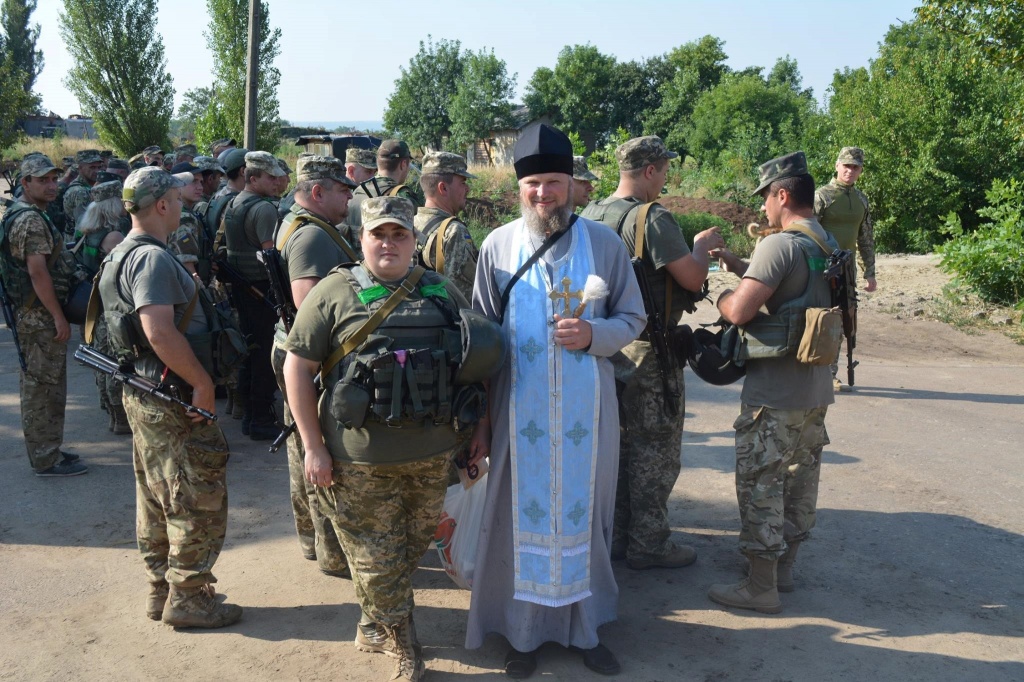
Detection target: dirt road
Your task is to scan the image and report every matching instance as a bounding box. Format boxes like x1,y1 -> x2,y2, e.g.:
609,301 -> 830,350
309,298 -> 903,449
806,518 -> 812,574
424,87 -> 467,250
1,255 -> 1021,681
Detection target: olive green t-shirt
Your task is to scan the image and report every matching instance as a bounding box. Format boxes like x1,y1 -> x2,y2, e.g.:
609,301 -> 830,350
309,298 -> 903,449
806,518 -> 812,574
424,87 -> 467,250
739,219 -> 834,410
282,265 -> 468,465
118,238 -> 208,335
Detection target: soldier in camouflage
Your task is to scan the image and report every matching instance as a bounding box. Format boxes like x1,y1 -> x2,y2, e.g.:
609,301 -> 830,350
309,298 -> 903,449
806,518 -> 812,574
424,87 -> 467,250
814,146 -> 876,392
414,151 -> 478,301
99,167 -> 242,628
709,151 -> 835,614
284,196 -> 468,682
580,136 -> 724,570
347,140 -> 424,229
2,155 -> 86,476
174,144 -> 198,165
345,147 -> 377,185
167,163 -> 214,282
572,155 -> 598,208
142,145 -> 165,168
63,149 -> 105,237
271,155 -> 356,577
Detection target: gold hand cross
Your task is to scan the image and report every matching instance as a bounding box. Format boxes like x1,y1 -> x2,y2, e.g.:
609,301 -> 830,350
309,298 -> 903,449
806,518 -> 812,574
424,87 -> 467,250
548,276 -> 584,317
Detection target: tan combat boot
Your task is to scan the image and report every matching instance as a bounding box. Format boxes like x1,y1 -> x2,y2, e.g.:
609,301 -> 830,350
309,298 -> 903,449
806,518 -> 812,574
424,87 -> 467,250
112,404 -> 132,435
776,541 -> 801,593
356,613 -> 422,657
146,581 -> 169,621
161,583 -> 242,628
708,554 -> 782,614
385,617 -> 424,681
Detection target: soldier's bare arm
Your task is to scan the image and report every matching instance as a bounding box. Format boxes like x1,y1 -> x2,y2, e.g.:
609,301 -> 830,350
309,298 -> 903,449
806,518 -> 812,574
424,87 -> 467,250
716,277 -> 776,326
283,351 -> 333,487
665,226 -> 726,291
289,276 -> 319,310
25,253 -> 71,342
858,203 -> 877,291
138,303 -> 216,422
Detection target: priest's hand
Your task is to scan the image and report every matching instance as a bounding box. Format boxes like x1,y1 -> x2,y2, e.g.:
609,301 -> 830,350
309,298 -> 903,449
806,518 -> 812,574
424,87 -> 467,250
305,444 -> 334,488
468,416 -> 491,467
553,314 -> 592,351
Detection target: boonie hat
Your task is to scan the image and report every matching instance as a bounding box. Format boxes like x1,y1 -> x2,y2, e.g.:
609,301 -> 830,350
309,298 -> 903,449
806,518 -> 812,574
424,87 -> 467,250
245,151 -> 286,177
296,155 -> 357,187
615,136 -> 677,171
123,167 -> 185,214
346,147 -> 378,169
752,151 -> 809,196
377,139 -> 412,160
421,151 -> 476,179
362,196 -> 415,231
836,146 -> 864,167
572,155 -> 598,182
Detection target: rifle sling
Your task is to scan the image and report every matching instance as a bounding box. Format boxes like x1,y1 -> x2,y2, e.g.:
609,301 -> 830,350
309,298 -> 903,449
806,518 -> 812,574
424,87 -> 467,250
622,201 -> 673,326
427,216 -> 458,274
276,213 -> 358,262
318,265 -> 426,384
498,215 -> 577,324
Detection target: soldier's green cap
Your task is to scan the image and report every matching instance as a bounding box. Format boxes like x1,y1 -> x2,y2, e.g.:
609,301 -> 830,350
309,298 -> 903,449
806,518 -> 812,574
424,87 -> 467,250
75,149 -> 103,164
362,196 -> 415,231
20,155 -> 59,177
174,144 -> 198,157
61,156 -> 76,167
752,151 -> 809,196
837,146 -> 864,166
100,150 -> 114,159
277,158 -> 292,175
123,166 -> 185,214
223,148 -> 249,173
193,155 -> 226,173
142,145 -> 164,156
378,139 -> 412,160
615,135 -> 677,171
345,147 -> 377,169
106,158 -> 130,172
572,155 -> 598,182
245,150 -> 286,177
421,151 -> 476,179
90,180 -> 123,202
296,155 -> 357,188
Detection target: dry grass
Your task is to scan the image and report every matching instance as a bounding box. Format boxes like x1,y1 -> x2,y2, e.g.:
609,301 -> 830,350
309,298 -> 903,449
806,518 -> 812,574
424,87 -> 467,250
2,136 -> 103,164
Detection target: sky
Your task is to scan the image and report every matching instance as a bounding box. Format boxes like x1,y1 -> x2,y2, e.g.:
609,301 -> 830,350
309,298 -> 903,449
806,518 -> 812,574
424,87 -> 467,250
30,0 -> 923,124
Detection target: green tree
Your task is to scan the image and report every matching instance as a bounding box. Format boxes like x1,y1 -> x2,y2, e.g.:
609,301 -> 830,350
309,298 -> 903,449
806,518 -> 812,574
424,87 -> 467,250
523,66 -> 558,120
447,48 -> 516,153
644,35 -> 730,151
917,0 -> 1024,67
0,0 -> 43,94
823,21 -> 1024,251
607,56 -> 674,137
0,58 -> 37,152
523,45 -> 615,150
383,37 -> 464,151
174,86 -> 212,141
59,0 -> 174,155
195,0 -> 281,153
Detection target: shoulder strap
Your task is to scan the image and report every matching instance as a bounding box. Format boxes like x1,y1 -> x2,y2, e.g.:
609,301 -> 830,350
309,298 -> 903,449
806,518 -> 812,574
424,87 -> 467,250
386,184 -> 408,197
23,209 -> 65,310
783,222 -> 833,256
176,283 -> 199,333
430,217 -> 458,274
498,215 -> 578,324
318,265 -> 426,383
631,201 -> 675,321
276,213 -> 358,262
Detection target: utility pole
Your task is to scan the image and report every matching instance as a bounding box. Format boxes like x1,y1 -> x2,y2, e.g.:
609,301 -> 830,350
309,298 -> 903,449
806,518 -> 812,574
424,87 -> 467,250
243,0 -> 260,150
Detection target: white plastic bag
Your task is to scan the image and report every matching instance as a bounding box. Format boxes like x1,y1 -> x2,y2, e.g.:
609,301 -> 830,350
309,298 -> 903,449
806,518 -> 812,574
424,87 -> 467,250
433,472 -> 487,590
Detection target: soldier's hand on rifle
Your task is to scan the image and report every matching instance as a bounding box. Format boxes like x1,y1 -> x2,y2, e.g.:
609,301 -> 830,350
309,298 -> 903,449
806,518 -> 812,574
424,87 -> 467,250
864,276 -> 877,293
189,380 -> 217,424
552,313 -> 592,351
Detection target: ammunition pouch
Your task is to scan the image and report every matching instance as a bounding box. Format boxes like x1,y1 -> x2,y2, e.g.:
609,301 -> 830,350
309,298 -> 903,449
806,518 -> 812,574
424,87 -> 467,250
329,356 -> 372,429
186,289 -> 248,382
370,348 -> 454,427
734,306 -> 804,361
795,307 -> 843,366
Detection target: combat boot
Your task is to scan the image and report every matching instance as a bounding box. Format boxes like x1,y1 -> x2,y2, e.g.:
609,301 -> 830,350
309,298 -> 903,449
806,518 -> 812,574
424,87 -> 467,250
355,613 -> 422,657
708,554 -> 782,614
776,541 -> 801,593
161,584 -> 242,628
108,410 -> 115,432
112,405 -> 132,435
231,390 -> 246,419
385,617 -> 424,681
146,581 -> 169,621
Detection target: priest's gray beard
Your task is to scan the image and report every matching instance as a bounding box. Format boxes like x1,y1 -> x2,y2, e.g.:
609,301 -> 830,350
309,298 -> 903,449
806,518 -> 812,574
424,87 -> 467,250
521,184 -> 575,238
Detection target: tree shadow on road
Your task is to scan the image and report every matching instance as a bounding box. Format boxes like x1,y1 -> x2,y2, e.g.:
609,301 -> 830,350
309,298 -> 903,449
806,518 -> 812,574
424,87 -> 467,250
851,385 -> 1024,405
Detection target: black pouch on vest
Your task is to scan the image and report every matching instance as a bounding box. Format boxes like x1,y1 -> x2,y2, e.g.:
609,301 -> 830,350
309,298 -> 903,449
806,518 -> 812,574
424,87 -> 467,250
330,357 -> 372,429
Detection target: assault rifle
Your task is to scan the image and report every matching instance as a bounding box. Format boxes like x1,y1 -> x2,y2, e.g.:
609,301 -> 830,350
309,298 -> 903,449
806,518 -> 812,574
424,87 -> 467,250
258,248 -> 295,333
74,344 -> 218,421
632,258 -> 679,417
211,255 -> 276,310
0,276 -> 26,371
824,249 -> 858,386
268,375 -> 321,453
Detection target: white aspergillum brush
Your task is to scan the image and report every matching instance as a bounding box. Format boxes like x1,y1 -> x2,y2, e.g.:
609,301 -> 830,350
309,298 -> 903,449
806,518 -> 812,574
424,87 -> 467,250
572,275 -> 609,318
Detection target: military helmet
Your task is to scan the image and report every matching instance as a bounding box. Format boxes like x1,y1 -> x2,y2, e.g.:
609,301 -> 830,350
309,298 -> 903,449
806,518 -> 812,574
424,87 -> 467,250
454,309 -> 507,385
63,280 -> 92,325
687,326 -> 745,386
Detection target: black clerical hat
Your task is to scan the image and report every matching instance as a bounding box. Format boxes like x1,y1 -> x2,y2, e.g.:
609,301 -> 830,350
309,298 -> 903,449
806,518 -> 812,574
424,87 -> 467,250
513,124 -> 574,179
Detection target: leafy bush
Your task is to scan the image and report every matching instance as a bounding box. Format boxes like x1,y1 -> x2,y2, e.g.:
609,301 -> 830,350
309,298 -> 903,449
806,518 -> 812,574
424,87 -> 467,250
938,178 -> 1024,307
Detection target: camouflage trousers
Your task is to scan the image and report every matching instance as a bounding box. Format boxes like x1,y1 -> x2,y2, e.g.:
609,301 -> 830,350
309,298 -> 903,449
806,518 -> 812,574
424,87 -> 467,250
613,340 -> 685,559
271,344 -> 347,572
315,453 -> 450,626
733,403 -> 830,560
18,319 -> 68,471
88,318 -> 123,410
124,388 -> 230,588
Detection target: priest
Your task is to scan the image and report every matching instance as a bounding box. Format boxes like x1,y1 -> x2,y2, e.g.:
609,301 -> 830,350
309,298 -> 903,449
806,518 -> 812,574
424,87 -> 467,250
465,124 -> 645,678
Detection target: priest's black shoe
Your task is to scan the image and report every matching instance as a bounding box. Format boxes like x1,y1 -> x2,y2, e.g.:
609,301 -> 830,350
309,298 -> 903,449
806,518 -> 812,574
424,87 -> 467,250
576,643 -> 620,675
504,647 -> 537,679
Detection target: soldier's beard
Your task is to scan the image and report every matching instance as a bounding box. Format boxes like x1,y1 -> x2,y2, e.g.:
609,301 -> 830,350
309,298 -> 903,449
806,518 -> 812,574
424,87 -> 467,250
521,186 -> 575,238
